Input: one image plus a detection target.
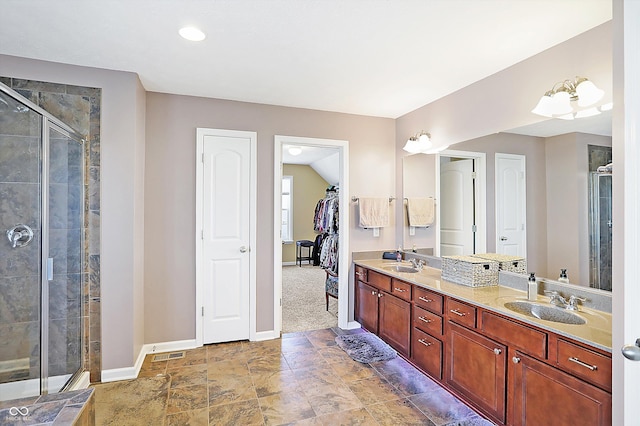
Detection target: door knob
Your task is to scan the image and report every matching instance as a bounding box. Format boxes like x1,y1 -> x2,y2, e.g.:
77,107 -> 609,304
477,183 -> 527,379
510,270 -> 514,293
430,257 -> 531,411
500,236 -> 508,241
239,246 -> 248,253
622,338 -> 640,361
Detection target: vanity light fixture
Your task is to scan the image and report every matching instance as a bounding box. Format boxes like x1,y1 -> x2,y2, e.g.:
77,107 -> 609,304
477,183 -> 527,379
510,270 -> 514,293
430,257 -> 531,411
288,146 -> 303,156
532,76 -> 605,120
403,131 -> 432,154
179,26 -> 206,41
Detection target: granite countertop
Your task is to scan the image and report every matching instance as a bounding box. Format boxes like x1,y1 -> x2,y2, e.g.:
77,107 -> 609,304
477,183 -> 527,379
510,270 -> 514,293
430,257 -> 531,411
354,259 -> 612,353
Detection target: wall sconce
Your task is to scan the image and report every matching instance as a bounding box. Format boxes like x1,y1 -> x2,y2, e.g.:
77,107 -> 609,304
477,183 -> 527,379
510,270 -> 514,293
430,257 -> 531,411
403,131 -> 432,153
403,131 -> 449,154
531,76 -> 605,120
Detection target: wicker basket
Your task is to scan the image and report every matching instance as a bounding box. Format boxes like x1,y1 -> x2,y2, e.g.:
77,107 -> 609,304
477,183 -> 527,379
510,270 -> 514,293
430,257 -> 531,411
441,255 -> 499,287
471,253 -> 527,274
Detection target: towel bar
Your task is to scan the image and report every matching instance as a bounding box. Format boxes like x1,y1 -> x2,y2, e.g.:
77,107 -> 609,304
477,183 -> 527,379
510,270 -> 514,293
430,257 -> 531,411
351,196 -> 395,203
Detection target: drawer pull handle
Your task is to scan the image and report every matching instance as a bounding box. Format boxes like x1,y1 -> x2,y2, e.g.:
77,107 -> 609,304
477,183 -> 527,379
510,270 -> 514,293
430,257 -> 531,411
418,339 -> 432,347
512,356 -> 521,364
394,287 -> 407,292
378,293 -> 383,298
568,357 -> 597,371
356,272 -> 364,277
419,296 -> 433,303
418,316 -> 432,323
450,309 -> 466,317
494,348 -> 502,355
371,291 -> 376,295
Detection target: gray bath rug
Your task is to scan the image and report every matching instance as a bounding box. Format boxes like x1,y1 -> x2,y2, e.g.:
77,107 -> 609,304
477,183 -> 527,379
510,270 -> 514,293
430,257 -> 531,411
335,333 -> 397,363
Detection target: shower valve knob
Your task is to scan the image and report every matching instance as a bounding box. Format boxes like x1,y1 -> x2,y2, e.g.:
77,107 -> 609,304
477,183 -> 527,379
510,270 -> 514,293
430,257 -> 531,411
6,224 -> 34,248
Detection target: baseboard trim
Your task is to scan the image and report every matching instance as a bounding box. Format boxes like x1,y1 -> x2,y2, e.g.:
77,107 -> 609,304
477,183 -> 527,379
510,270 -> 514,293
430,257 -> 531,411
101,339 -> 198,383
282,261 -> 297,266
345,321 -> 362,330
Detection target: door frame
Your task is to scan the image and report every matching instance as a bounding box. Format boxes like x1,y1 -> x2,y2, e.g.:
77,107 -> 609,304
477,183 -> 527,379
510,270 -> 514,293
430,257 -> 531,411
273,135 -> 354,334
195,128 -> 257,346
494,153 -> 527,257
435,149 -> 487,256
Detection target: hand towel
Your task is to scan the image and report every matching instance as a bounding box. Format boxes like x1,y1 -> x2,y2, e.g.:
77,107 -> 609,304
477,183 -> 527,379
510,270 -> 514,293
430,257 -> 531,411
358,197 -> 389,228
407,197 -> 434,227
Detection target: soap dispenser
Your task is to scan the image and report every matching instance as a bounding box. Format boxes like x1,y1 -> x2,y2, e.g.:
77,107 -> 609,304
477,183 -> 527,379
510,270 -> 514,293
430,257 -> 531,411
527,273 -> 537,301
396,246 -> 402,262
558,269 -> 569,283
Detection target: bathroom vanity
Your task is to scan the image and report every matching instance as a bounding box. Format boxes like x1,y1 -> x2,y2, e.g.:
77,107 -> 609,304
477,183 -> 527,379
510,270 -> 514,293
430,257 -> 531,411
353,259 -> 612,426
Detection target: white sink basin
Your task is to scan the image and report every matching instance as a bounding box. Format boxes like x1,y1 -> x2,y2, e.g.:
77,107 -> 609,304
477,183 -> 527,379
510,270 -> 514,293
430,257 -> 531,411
384,265 -> 419,273
503,301 -> 586,325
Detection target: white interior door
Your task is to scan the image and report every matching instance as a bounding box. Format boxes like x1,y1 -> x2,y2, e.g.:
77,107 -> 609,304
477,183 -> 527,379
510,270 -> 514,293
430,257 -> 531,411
440,159 -> 475,255
199,130 -> 253,344
495,153 -> 526,257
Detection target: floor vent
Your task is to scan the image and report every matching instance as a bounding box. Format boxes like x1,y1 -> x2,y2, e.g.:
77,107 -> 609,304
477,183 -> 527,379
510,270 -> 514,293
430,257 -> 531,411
152,351 -> 185,362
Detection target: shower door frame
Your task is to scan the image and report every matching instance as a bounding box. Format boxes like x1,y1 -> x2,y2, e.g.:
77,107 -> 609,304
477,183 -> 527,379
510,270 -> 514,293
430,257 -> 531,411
0,83 -> 87,397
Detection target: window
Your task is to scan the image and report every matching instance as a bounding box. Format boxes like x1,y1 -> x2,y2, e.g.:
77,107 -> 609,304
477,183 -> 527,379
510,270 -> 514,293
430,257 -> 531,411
282,176 -> 293,243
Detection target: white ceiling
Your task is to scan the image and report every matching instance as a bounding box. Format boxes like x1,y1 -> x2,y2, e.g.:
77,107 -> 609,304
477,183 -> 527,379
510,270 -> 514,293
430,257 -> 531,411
0,0 -> 611,119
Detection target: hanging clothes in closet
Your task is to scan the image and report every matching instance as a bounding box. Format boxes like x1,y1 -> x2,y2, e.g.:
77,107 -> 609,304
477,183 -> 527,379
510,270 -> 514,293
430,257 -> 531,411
313,187 -> 339,274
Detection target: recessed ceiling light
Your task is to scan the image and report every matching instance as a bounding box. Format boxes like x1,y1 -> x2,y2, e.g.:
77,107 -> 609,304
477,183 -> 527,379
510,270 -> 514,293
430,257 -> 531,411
179,26 -> 206,42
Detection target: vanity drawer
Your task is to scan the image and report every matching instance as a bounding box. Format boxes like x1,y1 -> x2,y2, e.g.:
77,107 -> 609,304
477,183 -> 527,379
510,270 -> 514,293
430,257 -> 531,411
391,279 -> 412,301
555,339 -> 612,392
413,305 -> 443,335
414,287 -> 444,314
355,266 -> 367,282
447,299 -> 477,329
481,311 -> 547,359
412,327 -> 443,380
368,270 -> 391,292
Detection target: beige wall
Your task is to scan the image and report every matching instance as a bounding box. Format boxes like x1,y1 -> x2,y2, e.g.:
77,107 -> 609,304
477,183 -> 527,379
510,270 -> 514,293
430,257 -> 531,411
144,92 -> 395,341
0,55 -> 146,371
282,164 -> 329,264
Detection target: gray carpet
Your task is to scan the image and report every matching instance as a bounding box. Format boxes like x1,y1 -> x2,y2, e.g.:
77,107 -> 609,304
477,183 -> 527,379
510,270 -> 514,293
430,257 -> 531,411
335,333 -> 397,363
282,265 -> 338,333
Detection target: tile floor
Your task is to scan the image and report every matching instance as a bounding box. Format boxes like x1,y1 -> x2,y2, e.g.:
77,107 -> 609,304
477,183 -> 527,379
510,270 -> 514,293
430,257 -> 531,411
129,327 -> 493,425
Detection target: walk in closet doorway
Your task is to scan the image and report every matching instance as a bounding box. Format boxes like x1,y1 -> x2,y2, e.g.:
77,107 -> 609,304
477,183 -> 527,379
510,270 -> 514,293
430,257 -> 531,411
273,136 -> 352,335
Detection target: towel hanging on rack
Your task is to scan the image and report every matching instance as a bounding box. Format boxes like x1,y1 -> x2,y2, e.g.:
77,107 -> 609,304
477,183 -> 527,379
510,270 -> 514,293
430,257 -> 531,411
358,197 -> 389,228
407,197 -> 434,227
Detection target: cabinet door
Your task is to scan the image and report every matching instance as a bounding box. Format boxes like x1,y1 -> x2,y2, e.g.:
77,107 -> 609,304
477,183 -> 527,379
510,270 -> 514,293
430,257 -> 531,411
446,321 -> 507,424
412,327 -> 443,380
356,280 -> 379,334
509,351 -> 611,426
378,292 -> 411,357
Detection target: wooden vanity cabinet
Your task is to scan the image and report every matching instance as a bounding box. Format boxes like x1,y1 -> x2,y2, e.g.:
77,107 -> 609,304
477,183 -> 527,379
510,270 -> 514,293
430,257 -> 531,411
411,288 -> 445,380
354,269 -> 411,356
354,265 -> 612,426
446,321 -> 507,424
378,289 -> 411,356
509,351 -> 612,426
355,280 -> 379,334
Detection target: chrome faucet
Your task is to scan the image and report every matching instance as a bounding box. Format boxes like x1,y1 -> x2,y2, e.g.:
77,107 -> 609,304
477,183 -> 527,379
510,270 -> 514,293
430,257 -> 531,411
409,258 -> 426,271
544,290 -> 568,308
567,295 -> 587,311
544,290 -> 586,310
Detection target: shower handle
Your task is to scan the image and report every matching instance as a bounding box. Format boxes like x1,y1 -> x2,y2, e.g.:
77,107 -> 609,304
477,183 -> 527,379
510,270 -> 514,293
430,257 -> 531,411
6,224 -> 34,248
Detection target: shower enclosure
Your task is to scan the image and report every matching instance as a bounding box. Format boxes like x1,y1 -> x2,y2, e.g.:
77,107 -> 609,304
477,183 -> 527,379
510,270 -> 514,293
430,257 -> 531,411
0,85 -> 85,400
589,168 -> 612,291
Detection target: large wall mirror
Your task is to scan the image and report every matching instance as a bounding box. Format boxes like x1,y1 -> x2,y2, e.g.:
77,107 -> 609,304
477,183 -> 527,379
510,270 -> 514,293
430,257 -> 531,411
402,111 -> 612,291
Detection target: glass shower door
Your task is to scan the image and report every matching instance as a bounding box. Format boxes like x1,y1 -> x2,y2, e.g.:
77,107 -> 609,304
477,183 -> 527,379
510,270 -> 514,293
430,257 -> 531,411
0,92 -> 43,400
44,123 -> 84,394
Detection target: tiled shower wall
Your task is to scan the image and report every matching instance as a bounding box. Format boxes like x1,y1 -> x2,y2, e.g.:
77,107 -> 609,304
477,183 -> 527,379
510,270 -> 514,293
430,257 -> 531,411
0,77 -> 102,383
588,144 -> 612,292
